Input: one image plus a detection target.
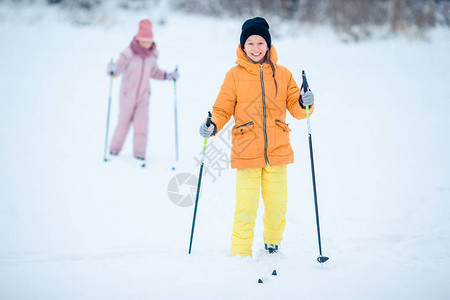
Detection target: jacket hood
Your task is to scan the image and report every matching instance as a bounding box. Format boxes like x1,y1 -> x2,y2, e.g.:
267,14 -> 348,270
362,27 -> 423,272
235,44 -> 278,74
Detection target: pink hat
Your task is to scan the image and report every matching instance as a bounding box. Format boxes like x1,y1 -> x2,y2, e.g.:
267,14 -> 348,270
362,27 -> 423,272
136,19 -> 153,41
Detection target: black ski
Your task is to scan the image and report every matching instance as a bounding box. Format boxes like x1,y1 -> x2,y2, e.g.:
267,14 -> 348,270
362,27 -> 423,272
257,269 -> 277,284
107,155 -> 147,168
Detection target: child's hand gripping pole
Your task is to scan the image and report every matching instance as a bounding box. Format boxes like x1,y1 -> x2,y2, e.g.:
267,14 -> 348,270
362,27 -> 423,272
107,58 -> 115,77
201,112 -> 212,161
302,70 -> 312,131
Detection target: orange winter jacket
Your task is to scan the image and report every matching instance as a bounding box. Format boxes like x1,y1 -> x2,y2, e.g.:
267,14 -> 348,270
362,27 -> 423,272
211,45 -> 314,169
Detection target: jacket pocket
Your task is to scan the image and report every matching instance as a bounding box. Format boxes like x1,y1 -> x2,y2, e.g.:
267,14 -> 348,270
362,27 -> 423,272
275,119 -> 291,132
231,122 -> 259,158
274,119 -> 291,151
233,122 -> 255,135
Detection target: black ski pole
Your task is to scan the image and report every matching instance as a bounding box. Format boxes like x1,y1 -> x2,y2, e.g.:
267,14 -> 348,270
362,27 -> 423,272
103,63 -> 114,162
189,111 -> 212,254
302,70 -> 329,264
173,65 -> 179,165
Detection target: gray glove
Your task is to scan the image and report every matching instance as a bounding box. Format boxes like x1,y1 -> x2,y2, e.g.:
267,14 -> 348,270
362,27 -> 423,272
165,69 -> 179,81
300,90 -> 314,107
107,60 -> 116,75
199,122 -> 216,138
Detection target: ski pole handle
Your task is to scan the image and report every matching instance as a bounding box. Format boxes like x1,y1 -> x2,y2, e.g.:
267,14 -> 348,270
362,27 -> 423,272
302,70 -> 309,93
109,58 -> 114,76
199,111 -> 212,169
206,111 -> 212,127
173,65 -> 178,82
302,70 -> 311,118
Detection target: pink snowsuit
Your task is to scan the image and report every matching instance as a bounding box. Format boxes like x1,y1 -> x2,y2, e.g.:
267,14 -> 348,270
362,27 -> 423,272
109,43 -> 166,158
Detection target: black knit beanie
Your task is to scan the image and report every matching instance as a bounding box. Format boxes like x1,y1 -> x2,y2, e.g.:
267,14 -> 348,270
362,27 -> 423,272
240,17 -> 271,51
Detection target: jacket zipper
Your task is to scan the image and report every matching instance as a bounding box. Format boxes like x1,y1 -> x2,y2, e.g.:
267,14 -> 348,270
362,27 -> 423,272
260,64 -> 269,165
136,57 -> 146,99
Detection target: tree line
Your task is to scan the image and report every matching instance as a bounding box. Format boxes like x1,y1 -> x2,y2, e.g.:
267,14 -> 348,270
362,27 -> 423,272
44,0 -> 450,40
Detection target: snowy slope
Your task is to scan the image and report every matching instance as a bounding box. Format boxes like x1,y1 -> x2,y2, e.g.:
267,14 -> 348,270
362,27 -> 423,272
1,3 -> 450,300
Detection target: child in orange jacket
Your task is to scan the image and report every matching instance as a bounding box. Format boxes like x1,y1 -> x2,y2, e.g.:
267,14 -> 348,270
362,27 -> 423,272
199,17 -> 314,257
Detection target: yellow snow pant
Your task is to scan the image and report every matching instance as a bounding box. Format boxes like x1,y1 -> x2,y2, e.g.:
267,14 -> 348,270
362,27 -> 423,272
231,165 -> 287,257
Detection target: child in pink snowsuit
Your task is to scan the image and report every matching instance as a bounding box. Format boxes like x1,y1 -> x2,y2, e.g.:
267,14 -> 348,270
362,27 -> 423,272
107,19 -> 179,160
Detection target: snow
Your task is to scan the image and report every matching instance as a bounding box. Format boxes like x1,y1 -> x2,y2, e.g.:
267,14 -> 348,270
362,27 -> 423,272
1,3 -> 450,300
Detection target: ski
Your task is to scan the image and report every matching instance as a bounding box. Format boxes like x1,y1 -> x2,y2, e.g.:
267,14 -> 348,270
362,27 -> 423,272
137,159 -> 146,168
257,269 -> 277,284
255,245 -> 281,284
255,247 -> 281,283
107,154 -> 147,168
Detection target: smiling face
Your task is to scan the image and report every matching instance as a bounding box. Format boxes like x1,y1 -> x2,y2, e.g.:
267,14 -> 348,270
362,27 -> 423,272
243,35 -> 268,64
138,39 -> 153,50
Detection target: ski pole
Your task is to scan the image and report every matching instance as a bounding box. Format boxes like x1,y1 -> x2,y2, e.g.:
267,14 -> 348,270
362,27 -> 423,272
173,65 -> 179,163
302,70 -> 329,264
189,111 -> 212,254
103,62 -> 114,162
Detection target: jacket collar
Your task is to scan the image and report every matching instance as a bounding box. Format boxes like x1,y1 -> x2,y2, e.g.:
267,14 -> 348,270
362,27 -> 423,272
235,44 -> 278,74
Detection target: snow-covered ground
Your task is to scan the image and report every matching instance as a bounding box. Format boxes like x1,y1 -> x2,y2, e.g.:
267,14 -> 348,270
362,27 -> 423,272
1,3 -> 449,300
